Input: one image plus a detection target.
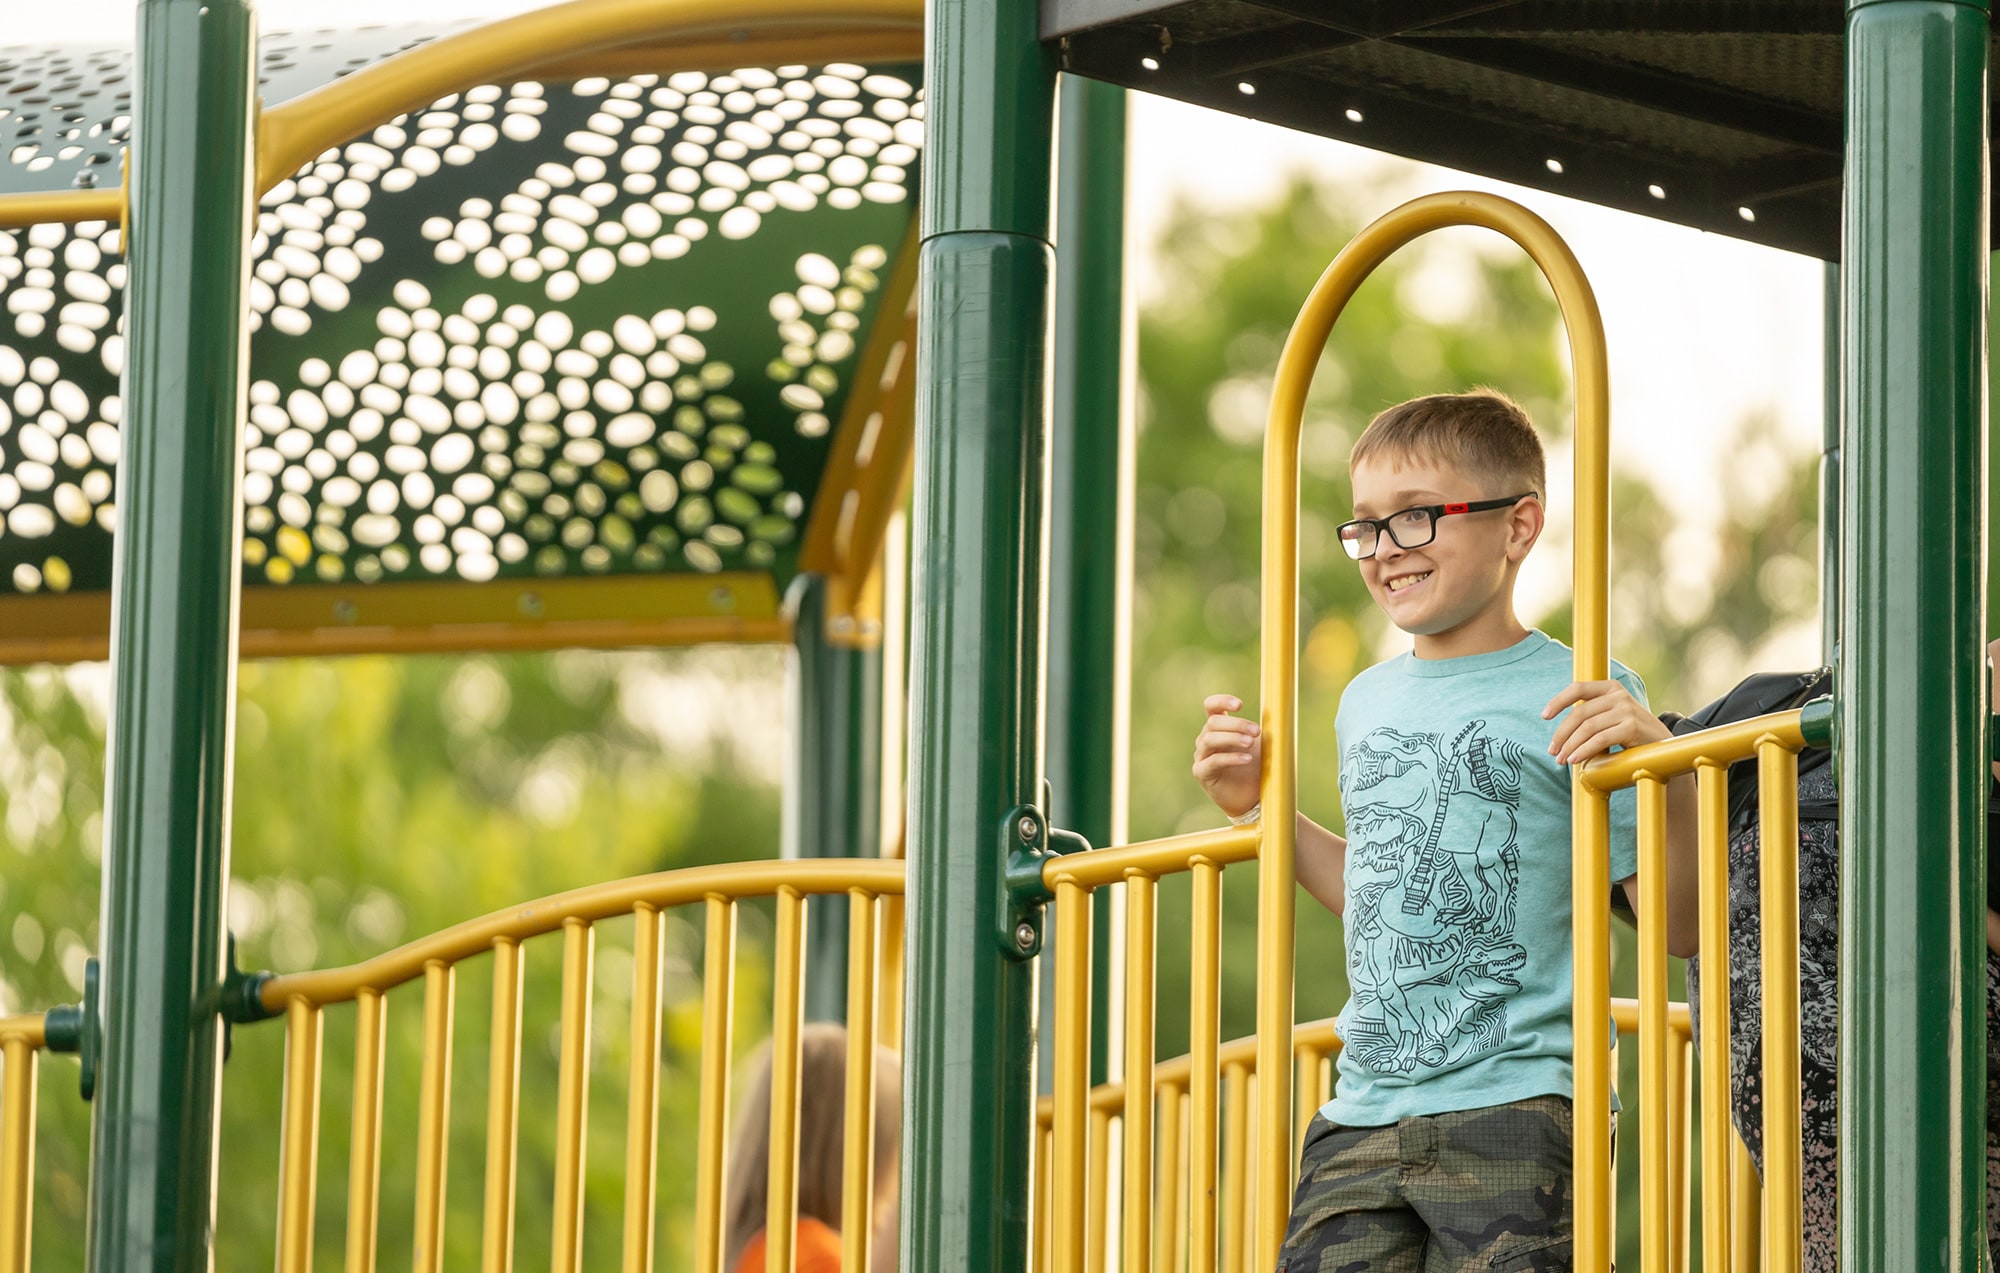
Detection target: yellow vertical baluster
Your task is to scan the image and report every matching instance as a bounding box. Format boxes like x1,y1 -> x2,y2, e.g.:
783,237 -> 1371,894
1695,762 -> 1733,1273
277,997 -> 325,1273
766,886 -> 807,1273
1637,775 -> 1669,1273
482,940 -> 523,1273
624,905 -> 665,1273
1220,1060 -> 1250,1273
1575,785 -> 1615,1273
1034,1116 -> 1053,1273
414,961 -> 455,1273
1292,1047 -> 1318,1165
0,1034 -> 40,1273
1669,1029 -> 1692,1273
1124,873 -> 1156,1273
841,891 -> 880,1273
1731,1130 -> 1762,1273
877,893 -> 905,1054
347,989 -> 388,1273
1053,881 -> 1093,1273
1756,741 -> 1800,1273
1088,1107 -> 1112,1273
1187,860 -> 1221,1272
1155,1084 -> 1184,1273
695,896 -> 737,1273
553,918 -> 596,1273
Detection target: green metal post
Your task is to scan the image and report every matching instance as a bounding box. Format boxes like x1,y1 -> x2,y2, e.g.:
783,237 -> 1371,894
1040,74 -> 1132,1095
901,0 -> 1055,1265
87,1 -> 257,1269
784,574 -> 884,1021
1839,5 -> 1989,1272
1821,260 -> 1840,665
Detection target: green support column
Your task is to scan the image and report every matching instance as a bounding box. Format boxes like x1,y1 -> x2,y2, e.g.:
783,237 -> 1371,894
1821,261 -> 1841,665
86,1 -> 257,1269
1839,4 -> 1990,1271
784,574 -> 884,1022
900,0 -> 1055,1266
1040,74 -> 1132,1095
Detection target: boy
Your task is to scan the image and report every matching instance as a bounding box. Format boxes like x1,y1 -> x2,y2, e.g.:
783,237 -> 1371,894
1191,390 -> 1696,1272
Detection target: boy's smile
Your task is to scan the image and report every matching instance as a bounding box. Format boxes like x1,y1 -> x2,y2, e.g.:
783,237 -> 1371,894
1350,456 -> 1542,659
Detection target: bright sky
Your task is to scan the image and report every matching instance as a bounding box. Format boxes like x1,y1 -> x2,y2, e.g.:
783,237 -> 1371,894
12,0 -> 1829,672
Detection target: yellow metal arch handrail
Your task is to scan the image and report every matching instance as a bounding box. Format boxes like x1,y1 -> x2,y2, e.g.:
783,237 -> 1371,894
245,858 -> 904,1273
1256,190 -> 1611,1270
0,1014 -> 48,1273
0,0 -> 925,232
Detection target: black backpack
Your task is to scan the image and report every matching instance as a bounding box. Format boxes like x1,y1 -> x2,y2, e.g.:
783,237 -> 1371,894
1662,667 -> 1836,833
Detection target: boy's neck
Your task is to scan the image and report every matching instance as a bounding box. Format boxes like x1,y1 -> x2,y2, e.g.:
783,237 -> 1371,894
1410,606 -> 1532,661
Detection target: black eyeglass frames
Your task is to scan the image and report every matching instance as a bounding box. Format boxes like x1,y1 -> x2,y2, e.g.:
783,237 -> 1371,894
1336,492 -> 1537,561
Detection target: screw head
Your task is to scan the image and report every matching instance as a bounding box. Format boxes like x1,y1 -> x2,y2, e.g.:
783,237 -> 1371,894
1017,814 -> 1039,843
1014,921 -> 1037,951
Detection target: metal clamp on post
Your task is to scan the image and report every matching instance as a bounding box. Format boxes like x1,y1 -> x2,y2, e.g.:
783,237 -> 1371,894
999,803 -> 1092,960
41,956 -> 100,1101
221,932 -> 280,1061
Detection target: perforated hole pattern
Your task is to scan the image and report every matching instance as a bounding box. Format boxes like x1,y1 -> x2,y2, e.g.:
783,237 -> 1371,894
0,37 -> 922,596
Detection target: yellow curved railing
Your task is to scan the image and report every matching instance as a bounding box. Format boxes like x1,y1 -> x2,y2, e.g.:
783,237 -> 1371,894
246,858 -> 902,1273
0,0 -> 925,232
1034,1001 -> 1707,1273
0,1014 -> 47,1273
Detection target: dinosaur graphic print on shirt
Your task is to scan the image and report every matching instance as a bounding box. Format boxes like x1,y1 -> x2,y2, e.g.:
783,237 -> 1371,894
1339,720 -> 1531,1078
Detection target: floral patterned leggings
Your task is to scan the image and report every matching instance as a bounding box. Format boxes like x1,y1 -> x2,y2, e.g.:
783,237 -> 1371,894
1687,763 -> 2000,1273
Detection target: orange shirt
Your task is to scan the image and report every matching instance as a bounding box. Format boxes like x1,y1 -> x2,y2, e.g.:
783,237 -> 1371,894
733,1217 -> 844,1273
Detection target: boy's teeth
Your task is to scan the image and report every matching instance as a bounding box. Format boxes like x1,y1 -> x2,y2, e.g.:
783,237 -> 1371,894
1388,572 -> 1431,593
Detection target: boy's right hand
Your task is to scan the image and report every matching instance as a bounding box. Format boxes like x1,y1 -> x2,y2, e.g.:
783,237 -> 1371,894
1193,694 -> 1262,818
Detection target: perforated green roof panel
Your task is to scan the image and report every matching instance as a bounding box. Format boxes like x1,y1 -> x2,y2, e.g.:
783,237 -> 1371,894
0,30 -> 922,658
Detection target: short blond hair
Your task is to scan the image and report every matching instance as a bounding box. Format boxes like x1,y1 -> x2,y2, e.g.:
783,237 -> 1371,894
1349,389 -> 1547,499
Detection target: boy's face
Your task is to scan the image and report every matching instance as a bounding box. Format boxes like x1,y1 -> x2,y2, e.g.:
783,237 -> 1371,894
1348,454 -> 1540,640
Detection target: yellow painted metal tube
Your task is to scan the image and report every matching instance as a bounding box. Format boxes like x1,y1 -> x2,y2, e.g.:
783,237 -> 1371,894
624,905 -> 665,1273
1123,873 -> 1157,1273
1695,763 -> 1734,1273
841,891 -> 880,1273
1732,1130 -> 1762,1273
260,859 -> 902,1012
1035,1121 -> 1053,1273
694,897 -> 737,1273
1292,1048 -> 1320,1165
1053,881 -> 1093,1273
1155,1085 -> 1184,1273
1188,860 -> 1222,1271
481,941 -> 523,1273
276,998 -> 325,1273
1087,1107 -> 1112,1273
553,918 -> 596,1273
1756,741 -> 1801,1273
1221,1060 -> 1250,1273
0,189 -> 123,231
254,0 -> 924,195
1582,711 -> 1812,794
0,1034 -> 39,1273
347,989 -> 388,1273
1670,1031 -> 1693,1273
1637,776 -> 1670,1273
1574,784 -> 1615,1270
1043,825 -> 1259,893
765,887 -> 807,1273
877,893 -> 906,1054
414,961 -> 455,1273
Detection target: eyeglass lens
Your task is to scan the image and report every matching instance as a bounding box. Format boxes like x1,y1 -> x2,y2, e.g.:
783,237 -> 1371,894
1339,507 -> 1437,559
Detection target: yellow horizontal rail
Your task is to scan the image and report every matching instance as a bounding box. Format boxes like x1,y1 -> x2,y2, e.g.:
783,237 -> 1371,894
1040,824 -> 1260,893
1579,709 -> 1811,792
258,858 -> 903,1011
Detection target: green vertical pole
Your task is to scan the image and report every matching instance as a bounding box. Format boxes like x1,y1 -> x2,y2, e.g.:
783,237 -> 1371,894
1040,74 -> 1132,1095
1821,260 -> 1841,665
901,0 -> 1055,1266
784,574 -> 883,1021
1839,5 -> 1989,1272
87,1 -> 257,1269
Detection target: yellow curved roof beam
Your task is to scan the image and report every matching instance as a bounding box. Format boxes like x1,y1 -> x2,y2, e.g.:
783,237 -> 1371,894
0,0 -> 924,231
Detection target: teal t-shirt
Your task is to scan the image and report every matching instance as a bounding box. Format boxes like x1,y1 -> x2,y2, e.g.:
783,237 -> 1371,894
1324,629 -> 1642,1127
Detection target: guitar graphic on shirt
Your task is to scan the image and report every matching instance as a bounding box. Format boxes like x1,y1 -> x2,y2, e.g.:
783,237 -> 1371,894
1379,721 -> 1504,942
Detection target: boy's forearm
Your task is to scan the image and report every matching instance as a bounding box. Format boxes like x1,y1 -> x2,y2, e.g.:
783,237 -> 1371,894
1295,813 -> 1347,918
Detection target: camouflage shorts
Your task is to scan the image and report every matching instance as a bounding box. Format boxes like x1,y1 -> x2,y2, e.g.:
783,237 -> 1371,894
1278,1094 -> 1577,1273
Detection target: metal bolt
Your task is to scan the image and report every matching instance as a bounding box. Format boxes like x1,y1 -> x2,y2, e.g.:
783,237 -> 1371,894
331,599 -> 358,624
1017,814 -> 1039,843
1014,921 -> 1037,951
518,592 -> 544,618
